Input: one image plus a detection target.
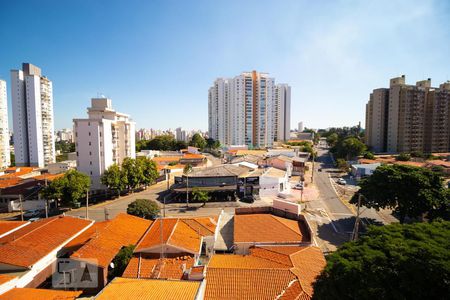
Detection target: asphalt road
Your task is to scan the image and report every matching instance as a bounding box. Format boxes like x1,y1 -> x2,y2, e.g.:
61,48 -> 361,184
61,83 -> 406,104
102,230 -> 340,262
314,147 -> 356,233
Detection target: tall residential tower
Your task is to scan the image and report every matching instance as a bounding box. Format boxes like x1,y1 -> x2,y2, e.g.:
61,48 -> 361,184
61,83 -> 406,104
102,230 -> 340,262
0,80 -> 10,169
11,63 -> 55,167
74,98 -> 136,189
365,75 -> 450,153
208,71 -> 291,148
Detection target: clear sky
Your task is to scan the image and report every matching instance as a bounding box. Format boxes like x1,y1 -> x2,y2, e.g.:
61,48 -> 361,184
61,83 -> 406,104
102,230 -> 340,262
1,0 -> 449,131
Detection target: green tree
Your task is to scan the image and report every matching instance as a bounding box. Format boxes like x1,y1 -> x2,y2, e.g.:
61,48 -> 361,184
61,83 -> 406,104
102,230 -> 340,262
138,157 -> 159,187
41,170 -> 90,207
313,221 -> 450,300
127,199 -> 160,220
326,133 -> 338,147
352,164 -> 449,223
101,164 -> 127,197
110,244 -> 136,278
192,187 -> 209,206
121,158 -> 143,191
336,158 -> 349,173
396,153 -> 411,161
363,151 -> 374,159
339,137 -> 366,159
189,133 -> 207,150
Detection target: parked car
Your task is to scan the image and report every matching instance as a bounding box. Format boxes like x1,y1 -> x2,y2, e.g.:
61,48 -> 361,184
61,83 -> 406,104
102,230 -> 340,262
337,178 -> 346,185
293,182 -> 304,190
23,209 -> 41,218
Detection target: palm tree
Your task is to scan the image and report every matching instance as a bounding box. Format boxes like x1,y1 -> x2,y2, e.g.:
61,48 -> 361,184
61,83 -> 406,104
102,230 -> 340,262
183,164 -> 193,207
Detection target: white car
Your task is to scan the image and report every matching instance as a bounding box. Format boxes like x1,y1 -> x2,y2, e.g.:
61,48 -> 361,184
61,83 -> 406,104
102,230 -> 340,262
337,178 -> 347,185
293,182 -> 304,190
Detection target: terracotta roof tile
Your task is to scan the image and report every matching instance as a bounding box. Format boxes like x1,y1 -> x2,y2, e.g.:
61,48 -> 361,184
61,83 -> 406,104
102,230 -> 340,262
70,213 -> 150,268
123,255 -> 194,279
0,274 -> 15,285
63,220 -> 110,253
279,281 -> 311,300
135,217 -> 217,254
208,254 -> 288,269
0,288 -> 81,300
289,247 -> 326,297
0,221 -> 28,237
0,216 -> 92,268
205,268 -> 295,300
95,277 -> 201,300
234,214 -> 306,244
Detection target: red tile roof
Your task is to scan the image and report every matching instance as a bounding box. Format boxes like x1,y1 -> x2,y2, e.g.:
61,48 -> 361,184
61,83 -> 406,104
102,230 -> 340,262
234,214 -> 307,244
122,255 -> 194,280
0,288 -> 81,300
0,221 -> 28,237
205,268 -> 296,300
135,217 -> 217,255
70,213 -> 151,268
0,216 -> 93,268
206,246 -> 325,300
95,277 -> 201,300
0,274 -> 15,285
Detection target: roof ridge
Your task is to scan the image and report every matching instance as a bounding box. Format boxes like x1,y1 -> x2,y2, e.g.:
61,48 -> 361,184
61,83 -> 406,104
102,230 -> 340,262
134,219 -> 157,251
290,267 -> 312,298
252,248 -> 292,267
7,217 -> 59,244
183,218 -> 213,235
275,278 -> 299,300
270,215 -> 302,238
166,219 -> 179,247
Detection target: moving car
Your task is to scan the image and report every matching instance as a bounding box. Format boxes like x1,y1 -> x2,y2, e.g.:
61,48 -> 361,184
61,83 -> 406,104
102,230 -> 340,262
337,178 -> 346,185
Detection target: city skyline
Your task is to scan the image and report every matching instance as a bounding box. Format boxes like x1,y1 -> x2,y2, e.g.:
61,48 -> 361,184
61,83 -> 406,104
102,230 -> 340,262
1,0 -> 449,131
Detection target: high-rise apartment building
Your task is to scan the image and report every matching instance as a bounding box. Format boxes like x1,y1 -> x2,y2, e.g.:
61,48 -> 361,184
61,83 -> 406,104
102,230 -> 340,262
365,75 -> 450,153
74,98 -> 136,189
11,63 -> 55,167
0,80 -> 10,169
175,127 -> 188,142
208,71 -> 291,148
298,122 -> 304,132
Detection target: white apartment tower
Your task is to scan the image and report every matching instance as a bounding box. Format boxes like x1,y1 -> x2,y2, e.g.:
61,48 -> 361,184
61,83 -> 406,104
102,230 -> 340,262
208,71 -> 291,148
11,63 -> 55,167
0,80 -> 10,169
74,98 -> 136,189
274,84 -> 291,141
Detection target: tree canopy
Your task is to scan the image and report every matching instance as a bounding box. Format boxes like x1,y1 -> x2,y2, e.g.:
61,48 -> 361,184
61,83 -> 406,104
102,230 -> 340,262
192,187 -> 209,206
313,221 -> 450,300
127,199 -> 160,220
189,133 -> 207,150
40,169 -> 90,207
352,164 -> 449,223
110,244 -> 135,278
102,157 -> 159,193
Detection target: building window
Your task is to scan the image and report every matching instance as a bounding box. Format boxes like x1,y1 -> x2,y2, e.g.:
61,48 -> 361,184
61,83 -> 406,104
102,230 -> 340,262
90,161 -> 92,165
90,171 -> 92,175
89,151 -> 92,155
89,132 -> 91,136
89,142 -> 91,146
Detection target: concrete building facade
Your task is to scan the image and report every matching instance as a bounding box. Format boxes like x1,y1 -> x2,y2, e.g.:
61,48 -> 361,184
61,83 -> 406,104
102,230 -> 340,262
74,98 -> 135,189
208,71 -> 291,148
0,80 -> 10,169
365,75 -> 450,153
11,63 -> 55,167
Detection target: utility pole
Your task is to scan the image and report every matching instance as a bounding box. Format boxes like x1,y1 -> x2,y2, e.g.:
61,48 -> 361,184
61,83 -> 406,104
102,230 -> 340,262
104,207 -> 109,220
186,174 -> 189,208
351,194 -> 362,241
19,195 -> 24,221
85,189 -> 89,220
311,147 -> 315,183
163,195 -> 166,218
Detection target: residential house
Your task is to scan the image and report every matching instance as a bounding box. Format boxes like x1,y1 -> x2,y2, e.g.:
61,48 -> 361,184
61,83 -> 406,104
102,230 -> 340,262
0,288 -> 81,300
94,277 -> 205,300
0,216 -> 93,294
68,213 -> 151,291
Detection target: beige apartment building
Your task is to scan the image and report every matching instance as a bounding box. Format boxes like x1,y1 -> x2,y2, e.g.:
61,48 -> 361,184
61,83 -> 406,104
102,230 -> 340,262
365,75 -> 450,153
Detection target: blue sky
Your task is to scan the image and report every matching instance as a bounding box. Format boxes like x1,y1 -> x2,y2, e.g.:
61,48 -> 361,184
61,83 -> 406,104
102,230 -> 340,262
1,0 -> 449,131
